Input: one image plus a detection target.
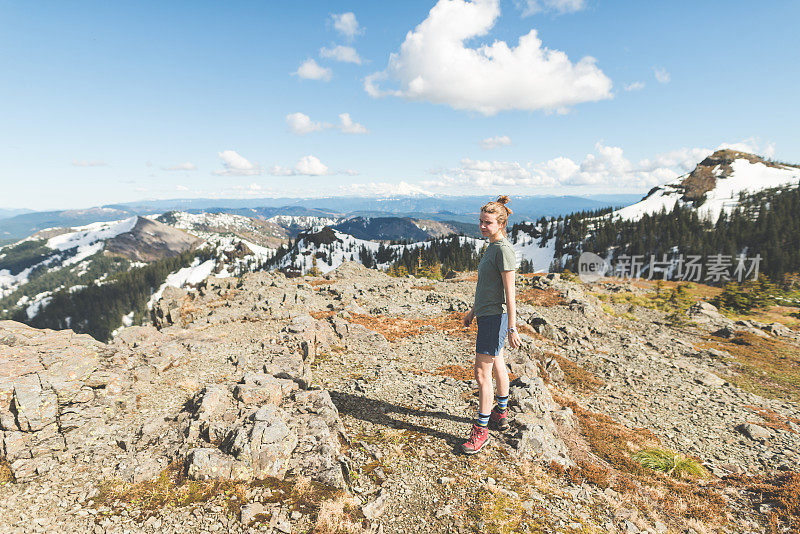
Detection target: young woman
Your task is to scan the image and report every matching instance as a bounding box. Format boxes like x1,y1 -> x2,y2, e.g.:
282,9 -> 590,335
461,195 -> 521,454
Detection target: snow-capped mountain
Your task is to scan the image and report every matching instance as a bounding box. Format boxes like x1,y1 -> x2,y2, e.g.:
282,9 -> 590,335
0,216 -> 204,317
269,226 -> 465,275
157,211 -> 287,247
613,150 -> 800,221
331,216 -> 468,241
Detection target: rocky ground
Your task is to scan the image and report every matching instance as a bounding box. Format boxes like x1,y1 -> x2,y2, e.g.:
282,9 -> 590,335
1,263 -> 799,533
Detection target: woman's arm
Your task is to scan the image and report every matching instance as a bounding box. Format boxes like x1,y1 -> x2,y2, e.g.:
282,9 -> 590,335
462,306 -> 474,327
501,270 -> 521,349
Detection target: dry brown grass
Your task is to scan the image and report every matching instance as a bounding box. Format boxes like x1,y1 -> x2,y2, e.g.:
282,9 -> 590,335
550,393 -> 731,528
347,312 -> 477,341
544,352 -> 605,392
744,405 -> 800,433
310,310 -> 337,320
93,460 -> 247,519
313,493 -> 366,533
92,461 -> 346,525
0,460 -> 14,484
433,365 -> 474,381
698,331 -> 800,402
747,471 -> 800,533
517,324 -> 549,343
517,288 -> 566,307
412,284 -> 436,291
309,280 -> 334,287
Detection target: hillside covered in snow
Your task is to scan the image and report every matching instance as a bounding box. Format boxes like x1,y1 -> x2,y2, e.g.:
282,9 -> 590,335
613,150 -> 800,221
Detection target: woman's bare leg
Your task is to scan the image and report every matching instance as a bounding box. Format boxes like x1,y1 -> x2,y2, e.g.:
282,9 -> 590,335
492,347 -> 510,399
474,353 -> 495,415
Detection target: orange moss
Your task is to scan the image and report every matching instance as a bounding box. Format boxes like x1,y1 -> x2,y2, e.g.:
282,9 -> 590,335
347,312 -> 477,341
310,310 -> 337,320
744,405 -> 799,433
556,396 -> 658,477
544,352 -> 605,392
433,365 -> 474,381
517,324 -> 548,342
0,460 -> 14,484
309,280 -> 334,287
517,288 -> 566,307
748,471 -> 800,533
697,331 -> 800,402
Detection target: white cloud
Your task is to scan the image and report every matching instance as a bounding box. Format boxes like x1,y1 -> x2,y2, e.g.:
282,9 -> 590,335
365,0 -> 612,115
72,159 -> 107,167
424,158 -> 556,189
653,67 -> 670,84
424,141 -> 770,192
286,112 -> 330,134
163,162 -> 197,171
270,155 -> 331,176
293,59 -> 332,81
319,45 -> 362,64
339,181 -> 433,197
638,147 -> 712,173
285,112 -> 367,135
213,150 -> 261,176
517,0 -> 586,16
331,12 -> 362,39
718,138 -> 776,158
480,135 -> 513,149
624,81 -> 645,91
176,185 -> 190,191
338,113 -> 369,134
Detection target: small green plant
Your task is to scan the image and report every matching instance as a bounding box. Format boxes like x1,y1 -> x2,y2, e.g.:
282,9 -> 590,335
632,448 -> 707,479
560,269 -> 577,282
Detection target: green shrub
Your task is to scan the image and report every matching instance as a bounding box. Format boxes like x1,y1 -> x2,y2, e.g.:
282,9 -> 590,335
632,448 -> 707,479
711,276 -> 782,313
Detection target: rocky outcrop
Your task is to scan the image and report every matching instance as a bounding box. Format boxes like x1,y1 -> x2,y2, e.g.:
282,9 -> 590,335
0,321 -> 120,481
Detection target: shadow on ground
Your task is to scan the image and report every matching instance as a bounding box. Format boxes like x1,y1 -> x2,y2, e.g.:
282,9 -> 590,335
329,390 -> 473,448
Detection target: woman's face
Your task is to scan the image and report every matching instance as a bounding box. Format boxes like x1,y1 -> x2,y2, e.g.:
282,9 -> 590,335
479,211 -> 503,239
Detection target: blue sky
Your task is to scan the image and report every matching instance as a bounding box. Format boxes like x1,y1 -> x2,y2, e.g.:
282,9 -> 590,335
1,0 -> 798,210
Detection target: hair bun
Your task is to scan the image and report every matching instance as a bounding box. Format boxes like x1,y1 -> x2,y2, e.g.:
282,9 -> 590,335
496,195 -> 510,205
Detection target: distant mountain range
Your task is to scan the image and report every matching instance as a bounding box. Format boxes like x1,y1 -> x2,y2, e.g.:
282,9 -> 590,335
3,149 -> 798,341
0,194 -> 640,244
0,208 -> 35,220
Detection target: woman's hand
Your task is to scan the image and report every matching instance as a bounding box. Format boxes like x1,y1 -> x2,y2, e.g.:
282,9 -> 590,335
462,309 -> 474,327
508,329 -> 522,349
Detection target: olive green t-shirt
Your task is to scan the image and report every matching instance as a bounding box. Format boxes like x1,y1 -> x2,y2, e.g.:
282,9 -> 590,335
473,237 -> 517,317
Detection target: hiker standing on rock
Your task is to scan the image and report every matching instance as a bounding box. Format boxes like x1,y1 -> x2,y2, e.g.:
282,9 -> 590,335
460,195 -> 521,454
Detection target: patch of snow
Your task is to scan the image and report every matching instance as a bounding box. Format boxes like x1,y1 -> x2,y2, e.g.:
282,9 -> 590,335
121,310 -> 134,327
61,241 -> 104,267
47,216 -> 138,251
612,186 -> 681,222
613,159 -> 800,222
147,258 -> 216,309
513,234 -> 555,273
26,295 -> 52,319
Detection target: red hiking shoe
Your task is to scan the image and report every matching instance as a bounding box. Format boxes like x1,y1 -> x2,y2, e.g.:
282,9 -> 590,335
489,407 -> 509,431
461,424 -> 489,454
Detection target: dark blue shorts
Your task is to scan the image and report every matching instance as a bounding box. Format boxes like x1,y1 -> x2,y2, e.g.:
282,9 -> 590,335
475,313 -> 508,356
